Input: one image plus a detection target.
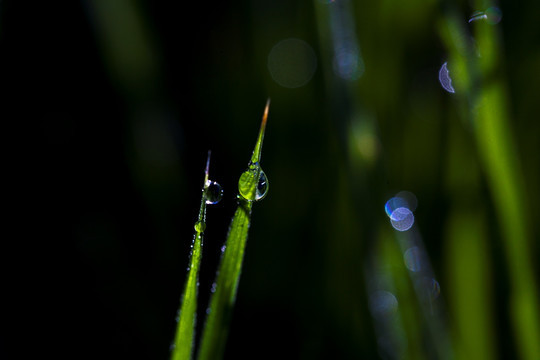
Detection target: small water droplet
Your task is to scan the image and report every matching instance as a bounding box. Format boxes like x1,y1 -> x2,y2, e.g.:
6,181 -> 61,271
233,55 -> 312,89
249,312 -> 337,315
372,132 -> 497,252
468,11 -> 487,23
390,208 -> 414,232
485,7 -> 502,24
210,282 -> 217,293
221,245 -> 226,253
384,197 -> 409,218
369,290 -> 398,318
403,246 -> 422,272
238,165 -> 269,201
421,277 -> 441,300
194,220 -> 206,233
469,7 -> 502,25
439,62 -> 455,93
204,180 -> 223,204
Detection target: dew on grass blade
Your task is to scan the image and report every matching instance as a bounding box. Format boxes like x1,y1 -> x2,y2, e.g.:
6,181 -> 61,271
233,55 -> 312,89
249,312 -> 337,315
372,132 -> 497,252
267,38 -> 317,88
369,290 -> 398,318
469,7 -> 502,25
385,192 -> 416,231
422,277 -> 441,301
468,11 -> 487,23
390,208 -> 415,231
238,166 -> 269,202
403,246 -> 422,272
439,62 -> 455,93
205,180 -> 223,205
256,170 -> 269,200
194,220 -> 206,233
485,7 -> 502,24
385,197 -> 409,218
395,191 -> 417,212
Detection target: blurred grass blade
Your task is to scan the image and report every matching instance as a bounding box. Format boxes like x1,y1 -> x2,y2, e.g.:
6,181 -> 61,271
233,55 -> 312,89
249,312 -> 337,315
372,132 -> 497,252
171,151 -> 216,360
439,9 -> 540,360
197,100 -> 270,360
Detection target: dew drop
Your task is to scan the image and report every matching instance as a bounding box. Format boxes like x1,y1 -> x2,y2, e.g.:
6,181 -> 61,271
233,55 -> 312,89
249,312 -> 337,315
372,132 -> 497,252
205,180 -> 223,205
421,277 -> 441,301
485,7 -> 502,25
238,166 -> 269,201
469,7 -> 502,25
403,246 -> 422,272
194,220 -> 206,233
468,11 -> 487,23
389,208 -> 414,232
439,62 -> 455,93
369,290 -> 398,318
384,197 -> 409,218
256,170 -> 269,201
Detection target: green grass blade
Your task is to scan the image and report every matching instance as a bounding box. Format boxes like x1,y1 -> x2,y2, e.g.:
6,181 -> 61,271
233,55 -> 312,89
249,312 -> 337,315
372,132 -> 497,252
171,152 -> 217,360
439,10 -> 540,360
197,100 -> 270,360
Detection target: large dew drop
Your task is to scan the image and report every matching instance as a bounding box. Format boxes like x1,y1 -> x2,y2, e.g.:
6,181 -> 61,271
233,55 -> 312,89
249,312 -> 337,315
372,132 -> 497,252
238,166 -> 269,202
205,180 -> 223,205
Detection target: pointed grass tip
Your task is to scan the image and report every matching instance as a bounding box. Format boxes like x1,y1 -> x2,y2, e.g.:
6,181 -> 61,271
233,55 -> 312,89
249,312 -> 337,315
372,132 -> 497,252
252,99 -> 270,164
262,98 -> 270,129
204,150 -> 212,184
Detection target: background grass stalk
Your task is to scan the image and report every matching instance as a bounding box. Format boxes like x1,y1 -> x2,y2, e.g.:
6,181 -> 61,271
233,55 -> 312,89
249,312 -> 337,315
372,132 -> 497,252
440,10 -> 540,360
197,101 -> 269,360
171,152 -> 213,360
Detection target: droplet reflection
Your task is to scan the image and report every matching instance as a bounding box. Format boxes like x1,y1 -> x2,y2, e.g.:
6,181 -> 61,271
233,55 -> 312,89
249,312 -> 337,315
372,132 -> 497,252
422,277 -> 441,301
390,208 -> 415,232
468,11 -> 487,23
369,290 -> 398,318
485,7 -> 502,24
439,62 -> 455,93
205,180 -> 223,205
403,246 -> 422,272
384,192 -> 417,232
469,7 -> 502,25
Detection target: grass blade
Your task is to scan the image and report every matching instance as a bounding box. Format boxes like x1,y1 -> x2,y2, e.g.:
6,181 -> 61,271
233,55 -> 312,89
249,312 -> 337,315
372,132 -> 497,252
439,10 -> 540,360
197,100 -> 270,360
171,151 -> 221,360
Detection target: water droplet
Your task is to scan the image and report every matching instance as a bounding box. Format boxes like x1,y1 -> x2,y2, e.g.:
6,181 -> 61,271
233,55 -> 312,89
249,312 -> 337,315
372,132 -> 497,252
468,11 -> 487,23
485,7 -> 502,24
238,166 -> 269,201
385,197 -> 409,218
403,246 -> 422,272
194,220 -> 206,233
390,208 -> 414,232
421,277 -> 441,300
395,191 -> 417,212
369,290 -> 398,318
204,180 -> 223,204
469,7 -> 502,25
438,62 -> 455,93
210,282 -> 217,293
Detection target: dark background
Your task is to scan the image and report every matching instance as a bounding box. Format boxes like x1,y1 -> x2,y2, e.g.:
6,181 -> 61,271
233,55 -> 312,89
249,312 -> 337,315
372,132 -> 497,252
1,0 -> 538,359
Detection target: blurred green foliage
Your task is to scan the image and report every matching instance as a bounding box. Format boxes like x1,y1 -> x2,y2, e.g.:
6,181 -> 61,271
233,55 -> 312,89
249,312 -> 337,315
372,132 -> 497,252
2,0 -> 539,358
